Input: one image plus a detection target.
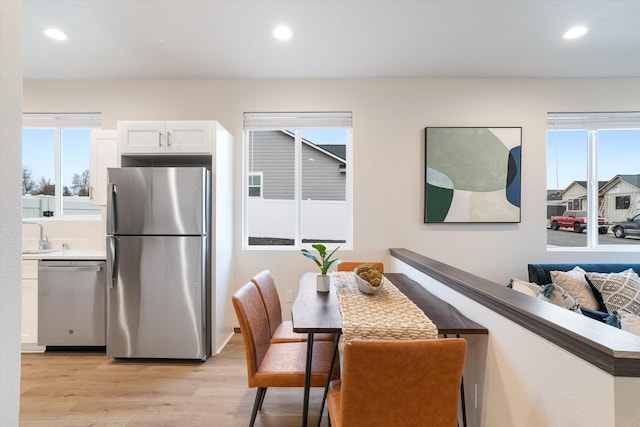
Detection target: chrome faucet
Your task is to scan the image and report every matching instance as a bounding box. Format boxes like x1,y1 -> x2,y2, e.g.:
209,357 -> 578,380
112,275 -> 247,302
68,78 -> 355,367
23,221 -> 50,250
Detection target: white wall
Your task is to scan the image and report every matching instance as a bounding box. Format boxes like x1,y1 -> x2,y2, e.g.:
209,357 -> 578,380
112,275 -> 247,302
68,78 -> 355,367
389,257 -> 640,427
0,0 -> 22,424
22,78 -> 640,315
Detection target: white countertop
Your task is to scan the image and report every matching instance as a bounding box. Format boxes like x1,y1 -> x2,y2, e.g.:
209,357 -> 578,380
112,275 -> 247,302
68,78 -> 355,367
22,250 -> 106,260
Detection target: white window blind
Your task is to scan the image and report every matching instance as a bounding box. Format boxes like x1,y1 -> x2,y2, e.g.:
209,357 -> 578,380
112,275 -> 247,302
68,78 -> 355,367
23,113 -> 102,128
548,112 -> 640,130
244,112 -> 352,130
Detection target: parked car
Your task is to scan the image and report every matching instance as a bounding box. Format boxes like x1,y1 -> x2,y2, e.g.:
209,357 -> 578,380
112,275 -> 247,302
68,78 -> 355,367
549,210 -> 609,234
611,213 -> 640,238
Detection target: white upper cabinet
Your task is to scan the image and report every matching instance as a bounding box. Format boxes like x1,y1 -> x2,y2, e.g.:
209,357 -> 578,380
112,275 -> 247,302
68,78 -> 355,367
118,121 -> 214,155
90,129 -> 119,206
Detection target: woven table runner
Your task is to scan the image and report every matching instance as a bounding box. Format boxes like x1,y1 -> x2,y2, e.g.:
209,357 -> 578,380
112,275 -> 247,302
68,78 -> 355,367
333,272 -> 439,344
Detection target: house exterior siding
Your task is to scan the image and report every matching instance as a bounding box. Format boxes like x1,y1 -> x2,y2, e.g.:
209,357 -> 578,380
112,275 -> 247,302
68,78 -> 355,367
247,130 -> 346,201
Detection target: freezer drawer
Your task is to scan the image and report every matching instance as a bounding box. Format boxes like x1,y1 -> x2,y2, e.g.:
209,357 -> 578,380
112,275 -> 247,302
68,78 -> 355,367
38,260 -> 106,346
106,235 -> 208,359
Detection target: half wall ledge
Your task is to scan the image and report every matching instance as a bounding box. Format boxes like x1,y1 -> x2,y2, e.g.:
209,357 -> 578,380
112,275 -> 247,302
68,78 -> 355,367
389,248 -> 640,377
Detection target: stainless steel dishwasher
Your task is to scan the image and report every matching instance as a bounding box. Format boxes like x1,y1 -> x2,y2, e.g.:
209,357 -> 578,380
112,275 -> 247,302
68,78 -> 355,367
38,260 -> 106,347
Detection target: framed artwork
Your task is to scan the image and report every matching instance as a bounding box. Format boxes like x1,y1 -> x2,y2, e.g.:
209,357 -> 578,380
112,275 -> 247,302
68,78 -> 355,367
424,127 -> 521,223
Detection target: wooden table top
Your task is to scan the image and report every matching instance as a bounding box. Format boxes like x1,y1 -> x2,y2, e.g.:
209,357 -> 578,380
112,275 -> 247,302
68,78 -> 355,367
291,272 -> 487,336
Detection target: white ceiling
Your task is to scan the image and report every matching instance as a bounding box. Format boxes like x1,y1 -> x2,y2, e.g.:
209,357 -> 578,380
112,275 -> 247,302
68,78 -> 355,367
22,0 -> 640,80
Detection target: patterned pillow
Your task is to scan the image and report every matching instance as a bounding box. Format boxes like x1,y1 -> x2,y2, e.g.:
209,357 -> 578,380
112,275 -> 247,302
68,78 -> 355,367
509,279 -> 581,312
550,267 -> 600,310
537,284 -> 582,312
585,269 -> 640,316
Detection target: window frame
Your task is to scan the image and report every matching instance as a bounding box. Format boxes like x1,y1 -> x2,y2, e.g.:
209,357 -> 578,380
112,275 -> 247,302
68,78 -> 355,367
22,113 -> 101,219
547,112 -> 640,250
242,112 -> 353,250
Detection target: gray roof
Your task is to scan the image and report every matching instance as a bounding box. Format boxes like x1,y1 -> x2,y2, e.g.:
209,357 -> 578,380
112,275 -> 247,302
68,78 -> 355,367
317,145 -> 346,161
618,174 -> 640,189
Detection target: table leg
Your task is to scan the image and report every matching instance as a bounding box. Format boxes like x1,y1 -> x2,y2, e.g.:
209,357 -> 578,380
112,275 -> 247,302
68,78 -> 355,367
317,332 -> 341,427
302,333 -> 314,427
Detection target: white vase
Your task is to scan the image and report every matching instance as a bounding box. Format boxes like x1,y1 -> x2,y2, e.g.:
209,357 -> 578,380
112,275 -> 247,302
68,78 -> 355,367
316,274 -> 331,292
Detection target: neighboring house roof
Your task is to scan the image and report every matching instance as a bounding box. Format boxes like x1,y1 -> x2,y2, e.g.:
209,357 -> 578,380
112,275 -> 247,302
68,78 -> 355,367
281,130 -> 346,164
618,174 -> 640,189
599,174 -> 640,194
317,144 -> 346,161
560,180 -> 607,197
547,190 -> 562,201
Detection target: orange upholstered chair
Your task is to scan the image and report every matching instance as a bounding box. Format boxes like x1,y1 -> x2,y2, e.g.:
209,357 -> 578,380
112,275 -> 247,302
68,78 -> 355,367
337,262 -> 384,273
327,339 -> 466,427
232,281 -> 340,427
251,269 -> 335,343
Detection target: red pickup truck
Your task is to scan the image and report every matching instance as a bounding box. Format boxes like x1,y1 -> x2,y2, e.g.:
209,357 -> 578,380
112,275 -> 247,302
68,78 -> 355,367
550,210 -> 609,234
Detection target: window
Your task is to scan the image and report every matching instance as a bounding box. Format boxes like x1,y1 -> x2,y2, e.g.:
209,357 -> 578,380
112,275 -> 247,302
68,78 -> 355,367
547,112 -> 640,248
22,113 -> 102,218
616,195 -> 631,210
243,112 -> 353,248
248,173 -> 263,197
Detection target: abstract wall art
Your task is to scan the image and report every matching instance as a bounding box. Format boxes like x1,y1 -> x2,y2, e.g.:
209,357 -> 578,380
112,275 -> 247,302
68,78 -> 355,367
424,127 -> 522,223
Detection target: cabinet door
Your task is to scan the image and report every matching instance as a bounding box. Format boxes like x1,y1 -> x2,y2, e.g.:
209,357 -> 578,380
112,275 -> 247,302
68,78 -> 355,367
22,260 -> 38,344
90,129 -> 119,205
166,121 -> 213,154
118,121 -> 166,154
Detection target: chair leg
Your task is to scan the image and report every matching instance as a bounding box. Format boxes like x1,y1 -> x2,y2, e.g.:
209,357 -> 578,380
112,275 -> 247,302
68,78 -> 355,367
249,387 -> 267,427
258,387 -> 268,410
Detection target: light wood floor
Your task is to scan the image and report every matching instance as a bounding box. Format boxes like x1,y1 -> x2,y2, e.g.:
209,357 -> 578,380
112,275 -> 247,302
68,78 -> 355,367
20,333 -> 331,427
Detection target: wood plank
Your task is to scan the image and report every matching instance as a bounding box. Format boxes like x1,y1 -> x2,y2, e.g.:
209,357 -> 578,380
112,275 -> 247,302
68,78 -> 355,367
20,334 -> 332,426
385,273 -> 488,335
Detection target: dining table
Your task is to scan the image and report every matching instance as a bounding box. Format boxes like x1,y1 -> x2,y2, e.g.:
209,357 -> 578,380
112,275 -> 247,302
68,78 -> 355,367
291,271 -> 488,427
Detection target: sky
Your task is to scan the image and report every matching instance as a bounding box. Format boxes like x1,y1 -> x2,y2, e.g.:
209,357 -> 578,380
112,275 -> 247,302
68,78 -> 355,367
22,128 -> 90,190
21,126 -> 637,192
546,129 -> 640,190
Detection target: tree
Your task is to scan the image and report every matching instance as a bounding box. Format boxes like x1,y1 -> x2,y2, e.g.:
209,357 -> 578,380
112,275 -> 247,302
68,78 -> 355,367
22,167 -> 35,195
36,177 -> 55,196
63,186 -> 72,196
71,169 -> 90,196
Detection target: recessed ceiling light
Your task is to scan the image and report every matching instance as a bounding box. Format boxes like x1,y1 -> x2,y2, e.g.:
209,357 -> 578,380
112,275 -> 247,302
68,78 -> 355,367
44,28 -> 68,41
563,25 -> 588,40
273,25 -> 293,41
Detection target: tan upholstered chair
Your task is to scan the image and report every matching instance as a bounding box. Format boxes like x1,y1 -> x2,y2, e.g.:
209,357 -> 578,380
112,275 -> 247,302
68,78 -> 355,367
327,339 -> 466,427
337,262 -> 384,273
232,281 -> 340,427
251,269 -> 335,343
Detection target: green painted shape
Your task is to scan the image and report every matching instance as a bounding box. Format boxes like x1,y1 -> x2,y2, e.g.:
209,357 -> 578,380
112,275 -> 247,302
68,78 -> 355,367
426,128 -> 509,192
425,183 -> 453,222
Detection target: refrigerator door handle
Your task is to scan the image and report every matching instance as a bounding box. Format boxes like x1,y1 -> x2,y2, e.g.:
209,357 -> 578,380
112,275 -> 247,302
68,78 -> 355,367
106,236 -> 118,289
108,182 -> 117,234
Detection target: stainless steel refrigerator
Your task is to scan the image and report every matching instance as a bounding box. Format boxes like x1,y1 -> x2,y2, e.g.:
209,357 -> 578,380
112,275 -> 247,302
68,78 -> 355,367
106,167 -> 211,360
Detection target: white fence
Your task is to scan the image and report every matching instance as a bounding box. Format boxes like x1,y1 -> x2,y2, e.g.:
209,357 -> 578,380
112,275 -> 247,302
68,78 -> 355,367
22,195 -> 101,217
248,198 -> 348,242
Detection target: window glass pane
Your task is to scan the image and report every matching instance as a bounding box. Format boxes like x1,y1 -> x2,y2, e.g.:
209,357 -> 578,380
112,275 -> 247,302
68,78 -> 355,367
22,128 -> 56,217
300,129 -> 348,244
547,130 -> 588,247
246,130 -> 296,246
61,128 -> 98,216
598,129 -> 640,245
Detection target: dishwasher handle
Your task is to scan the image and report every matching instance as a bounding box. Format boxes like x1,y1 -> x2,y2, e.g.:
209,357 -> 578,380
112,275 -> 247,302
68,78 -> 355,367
39,265 -> 103,272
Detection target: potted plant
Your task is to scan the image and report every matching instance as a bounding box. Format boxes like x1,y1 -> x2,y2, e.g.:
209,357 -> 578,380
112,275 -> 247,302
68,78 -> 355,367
301,244 -> 340,292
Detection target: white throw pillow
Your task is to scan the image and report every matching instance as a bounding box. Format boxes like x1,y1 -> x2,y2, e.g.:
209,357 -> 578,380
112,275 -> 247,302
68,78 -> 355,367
550,267 -> 599,310
509,278 -> 540,297
620,311 -> 640,336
